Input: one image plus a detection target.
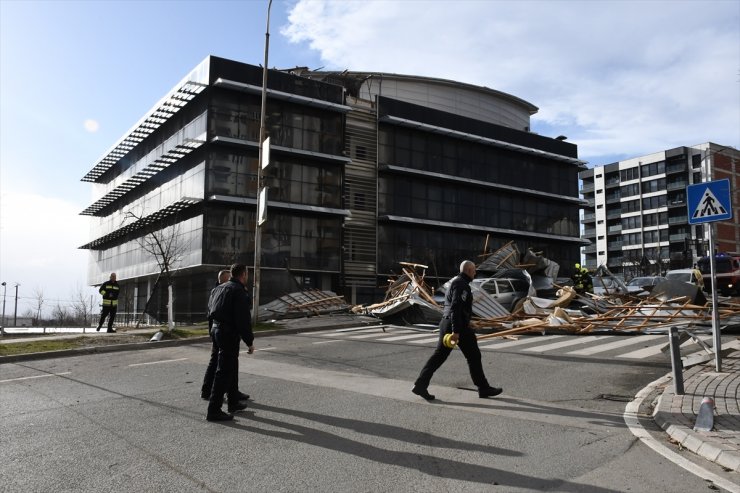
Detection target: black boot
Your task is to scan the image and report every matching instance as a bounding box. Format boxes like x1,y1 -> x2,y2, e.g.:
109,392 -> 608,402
479,386 -> 503,398
206,409 -> 233,422
412,386 -> 435,401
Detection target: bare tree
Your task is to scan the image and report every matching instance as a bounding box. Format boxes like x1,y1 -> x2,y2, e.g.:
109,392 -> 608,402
125,211 -> 188,332
72,284 -> 95,326
52,303 -> 71,325
32,286 -> 45,324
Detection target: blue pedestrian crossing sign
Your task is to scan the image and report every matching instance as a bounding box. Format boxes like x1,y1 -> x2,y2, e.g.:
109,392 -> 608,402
687,179 -> 733,224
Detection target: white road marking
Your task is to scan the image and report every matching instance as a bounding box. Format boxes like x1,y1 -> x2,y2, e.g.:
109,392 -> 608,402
408,336 -> 441,345
478,335 -> 565,349
617,336 -> 712,359
312,340 -> 347,345
0,372 -> 71,384
567,335 -> 661,356
375,333 -> 434,342
521,336 -> 611,353
128,358 -> 188,367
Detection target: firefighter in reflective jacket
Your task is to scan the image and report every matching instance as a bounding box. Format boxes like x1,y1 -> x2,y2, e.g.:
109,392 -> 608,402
572,264 -> 593,294
96,273 -> 120,333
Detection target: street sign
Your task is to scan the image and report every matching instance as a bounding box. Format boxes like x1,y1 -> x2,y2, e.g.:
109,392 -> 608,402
258,187 -> 268,225
261,136 -> 271,170
687,179 -> 732,224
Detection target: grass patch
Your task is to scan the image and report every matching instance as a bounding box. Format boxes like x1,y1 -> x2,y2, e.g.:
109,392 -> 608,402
0,338 -> 89,356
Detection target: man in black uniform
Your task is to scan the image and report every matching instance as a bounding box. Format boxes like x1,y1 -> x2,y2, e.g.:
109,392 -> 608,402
205,263 -> 254,422
412,260 -> 502,401
201,269 -> 251,404
96,273 -> 119,333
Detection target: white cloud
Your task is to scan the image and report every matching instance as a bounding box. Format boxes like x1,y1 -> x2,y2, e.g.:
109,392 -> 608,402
83,118 -> 99,132
0,191 -> 93,316
282,0 -> 740,164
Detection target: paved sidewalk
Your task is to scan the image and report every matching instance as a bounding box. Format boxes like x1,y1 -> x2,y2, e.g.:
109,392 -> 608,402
654,346 -> 740,472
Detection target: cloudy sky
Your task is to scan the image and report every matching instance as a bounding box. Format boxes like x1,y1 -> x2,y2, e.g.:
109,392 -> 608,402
1,0 -> 738,317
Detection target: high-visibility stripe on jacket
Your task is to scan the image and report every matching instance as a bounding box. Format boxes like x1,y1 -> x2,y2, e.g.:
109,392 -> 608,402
100,282 -> 120,307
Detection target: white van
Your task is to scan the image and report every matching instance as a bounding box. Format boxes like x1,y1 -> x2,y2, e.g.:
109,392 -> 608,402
665,268 -> 703,287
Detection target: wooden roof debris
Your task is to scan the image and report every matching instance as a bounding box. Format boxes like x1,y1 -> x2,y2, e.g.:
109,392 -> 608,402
471,286 -> 740,339
258,289 -> 349,321
353,263 -> 443,324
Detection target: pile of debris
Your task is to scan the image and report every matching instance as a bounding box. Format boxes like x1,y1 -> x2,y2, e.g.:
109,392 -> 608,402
352,263 -> 442,325
472,285 -> 740,340
258,289 -> 349,321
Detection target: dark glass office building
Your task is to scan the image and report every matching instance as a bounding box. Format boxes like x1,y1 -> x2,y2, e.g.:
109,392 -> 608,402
80,57 -> 585,322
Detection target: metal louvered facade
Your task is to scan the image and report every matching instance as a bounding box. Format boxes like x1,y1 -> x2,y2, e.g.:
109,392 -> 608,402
342,97 -> 379,291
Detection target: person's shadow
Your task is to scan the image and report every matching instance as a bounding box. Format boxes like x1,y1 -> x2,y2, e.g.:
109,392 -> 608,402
221,402 -> 622,491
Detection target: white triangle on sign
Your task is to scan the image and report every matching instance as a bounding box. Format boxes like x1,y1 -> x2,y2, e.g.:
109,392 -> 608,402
692,187 -> 728,219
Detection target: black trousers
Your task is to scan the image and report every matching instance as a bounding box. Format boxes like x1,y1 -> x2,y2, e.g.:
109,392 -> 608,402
414,318 -> 490,390
208,325 -> 240,412
97,305 -> 117,331
202,327 -> 240,398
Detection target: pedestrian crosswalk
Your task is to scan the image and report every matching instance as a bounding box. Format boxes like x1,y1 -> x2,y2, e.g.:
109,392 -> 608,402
299,325 -> 714,361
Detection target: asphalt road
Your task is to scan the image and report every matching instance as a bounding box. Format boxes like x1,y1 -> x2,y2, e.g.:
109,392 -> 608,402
2,328 -> 737,492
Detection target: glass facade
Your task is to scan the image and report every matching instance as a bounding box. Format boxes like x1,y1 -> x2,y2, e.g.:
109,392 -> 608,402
83,56 -> 583,320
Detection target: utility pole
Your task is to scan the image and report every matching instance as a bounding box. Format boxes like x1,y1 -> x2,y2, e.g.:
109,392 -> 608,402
1,281 -> 6,335
252,0 -> 272,325
13,283 -> 20,327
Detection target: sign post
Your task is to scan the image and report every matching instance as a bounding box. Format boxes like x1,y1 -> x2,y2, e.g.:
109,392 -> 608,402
687,178 -> 733,371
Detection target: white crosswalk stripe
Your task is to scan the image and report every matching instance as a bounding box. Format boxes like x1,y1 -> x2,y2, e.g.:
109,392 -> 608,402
296,325 -> 713,361
567,335 -> 662,356
521,336 -> 612,353
478,335 -> 565,349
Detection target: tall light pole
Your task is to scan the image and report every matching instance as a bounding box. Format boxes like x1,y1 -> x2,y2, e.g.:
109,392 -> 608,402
253,0 -> 272,325
1,281 -> 6,335
13,283 -> 19,327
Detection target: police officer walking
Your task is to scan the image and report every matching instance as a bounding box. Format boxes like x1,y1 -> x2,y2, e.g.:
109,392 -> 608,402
201,269 -> 251,404
206,263 -> 254,422
96,273 -> 119,333
412,260 -> 502,401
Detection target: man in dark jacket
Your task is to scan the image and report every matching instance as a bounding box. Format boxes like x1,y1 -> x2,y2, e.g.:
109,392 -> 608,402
96,273 -> 119,333
201,269 -> 250,404
206,263 -> 254,422
412,260 -> 502,401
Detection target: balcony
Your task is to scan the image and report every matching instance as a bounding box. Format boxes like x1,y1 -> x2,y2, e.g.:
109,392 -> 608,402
669,233 -> 687,242
668,215 -> 688,225
582,213 -> 596,223
666,162 -> 687,174
608,241 -> 623,250
581,182 -> 595,193
608,225 -> 622,233
605,177 -> 620,188
583,228 -> 596,237
667,180 -> 688,191
668,197 -> 686,208
606,210 -> 622,219
605,194 -> 621,204
583,245 -> 597,254
608,256 -> 623,266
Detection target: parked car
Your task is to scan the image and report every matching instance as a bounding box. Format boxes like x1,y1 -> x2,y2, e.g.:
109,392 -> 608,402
592,276 -> 628,295
665,269 -> 703,287
625,276 -> 666,293
472,277 -> 529,311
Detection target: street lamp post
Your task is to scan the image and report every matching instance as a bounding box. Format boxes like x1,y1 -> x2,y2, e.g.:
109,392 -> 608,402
1,281 -> 6,335
13,283 -> 19,327
252,0 -> 272,325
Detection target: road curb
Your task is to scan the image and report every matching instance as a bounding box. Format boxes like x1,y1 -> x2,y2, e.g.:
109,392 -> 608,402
0,320 -> 383,364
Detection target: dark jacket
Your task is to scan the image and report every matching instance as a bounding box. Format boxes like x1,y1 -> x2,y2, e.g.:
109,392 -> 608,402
207,278 -> 253,346
443,272 -> 473,333
99,280 -> 120,307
